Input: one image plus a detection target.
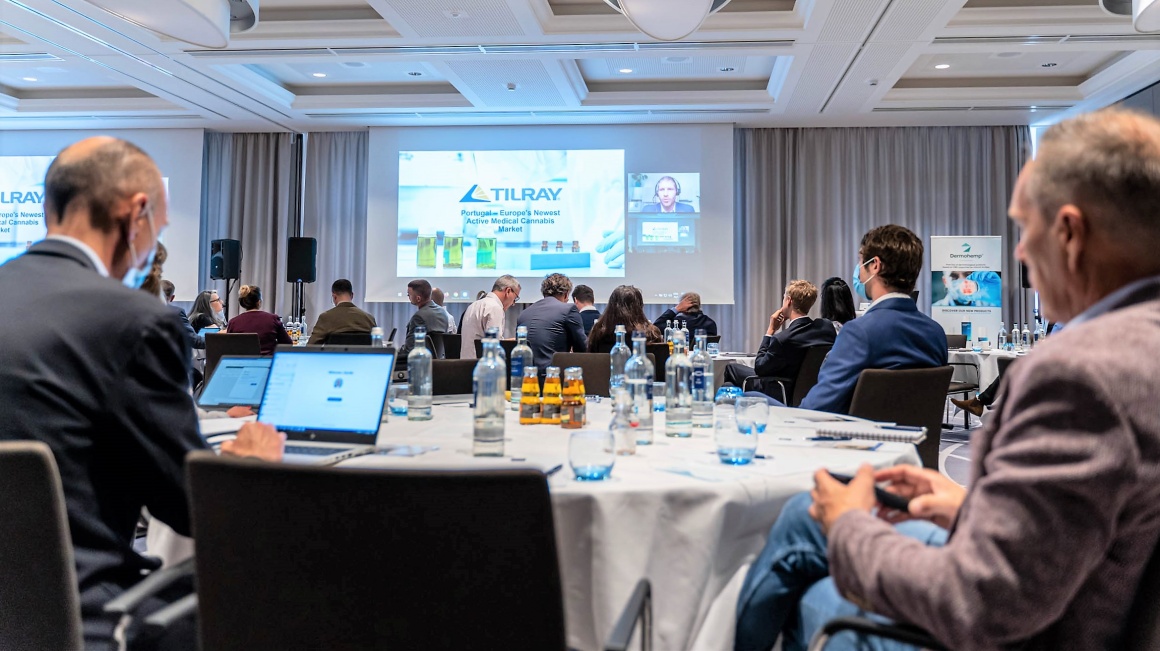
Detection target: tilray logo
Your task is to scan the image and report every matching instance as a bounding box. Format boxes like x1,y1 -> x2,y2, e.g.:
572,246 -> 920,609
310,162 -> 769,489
460,185 -> 490,203
0,191 -> 44,204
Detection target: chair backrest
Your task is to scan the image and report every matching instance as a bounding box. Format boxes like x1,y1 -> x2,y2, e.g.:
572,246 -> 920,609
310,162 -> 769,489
0,441 -> 82,650
425,331 -> 446,359
552,352 -> 611,397
707,335 -> 722,345
790,345 -> 833,407
387,327 -> 398,347
848,366 -> 954,470
442,333 -> 462,359
205,333 -> 261,380
432,359 -> 476,395
646,343 -> 670,383
325,332 -> 372,346
995,355 -> 1016,379
186,454 -> 566,651
945,333 -> 966,349
474,339 -> 518,388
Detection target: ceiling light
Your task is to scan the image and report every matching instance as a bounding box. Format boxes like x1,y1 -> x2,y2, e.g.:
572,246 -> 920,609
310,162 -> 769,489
83,0 -> 259,49
407,71 -> 423,76
312,72 -> 326,78
618,68 -> 634,73
935,64 -> 950,70
602,0 -> 733,41
506,82 -> 517,91
718,66 -> 735,72
1041,62 -> 1057,68
22,76 -> 37,82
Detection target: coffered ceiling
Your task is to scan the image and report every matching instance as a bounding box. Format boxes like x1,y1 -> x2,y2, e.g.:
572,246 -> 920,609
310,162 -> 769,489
0,0 -> 1157,131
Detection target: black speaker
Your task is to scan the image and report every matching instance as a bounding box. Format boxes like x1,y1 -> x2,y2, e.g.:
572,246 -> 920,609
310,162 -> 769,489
1020,262 -> 1031,289
209,239 -> 241,280
287,237 -> 317,283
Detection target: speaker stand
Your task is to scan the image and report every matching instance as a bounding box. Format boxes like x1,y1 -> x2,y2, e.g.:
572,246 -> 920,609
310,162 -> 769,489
223,278 -> 238,322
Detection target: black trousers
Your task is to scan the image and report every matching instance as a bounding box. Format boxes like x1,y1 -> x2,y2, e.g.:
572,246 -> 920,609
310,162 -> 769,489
723,362 -> 758,388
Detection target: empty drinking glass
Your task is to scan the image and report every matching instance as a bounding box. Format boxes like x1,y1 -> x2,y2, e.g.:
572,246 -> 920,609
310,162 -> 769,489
706,342 -> 721,356
715,411 -> 757,465
735,397 -> 769,434
569,428 -> 615,481
652,381 -> 667,412
388,384 -> 409,417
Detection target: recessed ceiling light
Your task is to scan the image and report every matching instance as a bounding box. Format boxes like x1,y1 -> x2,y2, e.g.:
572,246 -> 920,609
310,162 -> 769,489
618,68 -> 633,74
407,71 -> 423,76
22,76 -> 37,82
719,66 -> 736,72
1041,62 -> 1057,68
442,9 -> 468,18
506,82 -> 517,91
312,72 -> 326,78
934,64 -> 950,70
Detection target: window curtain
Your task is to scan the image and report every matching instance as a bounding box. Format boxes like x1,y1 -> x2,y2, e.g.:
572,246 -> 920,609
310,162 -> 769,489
719,125 -> 1032,350
200,132 -> 297,320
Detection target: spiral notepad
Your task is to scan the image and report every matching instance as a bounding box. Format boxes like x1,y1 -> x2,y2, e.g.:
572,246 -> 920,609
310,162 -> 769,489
812,423 -> 926,444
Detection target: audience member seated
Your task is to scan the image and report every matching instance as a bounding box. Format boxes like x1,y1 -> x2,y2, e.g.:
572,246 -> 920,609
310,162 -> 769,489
724,280 -> 835,389
587,285 -> 663,353
0,136 -> 283,651
306,278 -> 377,345
735,109 -> 1160,651
138,239 -> 167,300
226,284 -> 292,355
952,321 -> 1064,417
162,279 -> 204,351
572,283 -> 601,335
819,276 -> 857,333
399,278 -> 449,360
653,291 -> 718,336
188,289 -> 226,331
790,225 -> 947,414
460,275 -> 521,359
431,286 -> 457,334
517,273 -> 588,371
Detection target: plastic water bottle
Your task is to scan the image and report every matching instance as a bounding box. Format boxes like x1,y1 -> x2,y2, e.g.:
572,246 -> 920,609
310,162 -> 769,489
691,329 -> 714,428
407,327 -> 433,420
609,325 -> 630,391
1021,322 -> 1031,350
997,322 -> 1007,351
625,330 -> 655,445
370,326 -> 384,348
509,325 -> 533,411
473,337 -> 506,456
665,331 -> 693,438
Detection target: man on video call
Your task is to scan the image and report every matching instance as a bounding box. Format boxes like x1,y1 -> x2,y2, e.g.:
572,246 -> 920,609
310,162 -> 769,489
641,175 -> 695,213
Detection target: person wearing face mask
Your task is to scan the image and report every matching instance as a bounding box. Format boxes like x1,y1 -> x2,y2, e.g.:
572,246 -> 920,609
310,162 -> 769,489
189,289 -> 227,331
793,225 -> 948,415
0,136 -> 284,651
226,284 -> 293,355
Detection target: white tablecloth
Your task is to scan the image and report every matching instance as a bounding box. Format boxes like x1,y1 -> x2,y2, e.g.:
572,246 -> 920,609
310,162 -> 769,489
949,349 -> 1021,389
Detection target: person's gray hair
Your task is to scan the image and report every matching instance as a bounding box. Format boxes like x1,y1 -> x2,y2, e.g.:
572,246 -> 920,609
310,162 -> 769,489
1031,109 -> 1160,245
492,275 -> 520,293
541,273 -> 572,298
681,291 -> 702,312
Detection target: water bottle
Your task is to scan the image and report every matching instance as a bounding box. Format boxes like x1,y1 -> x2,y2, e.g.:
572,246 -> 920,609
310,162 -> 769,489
1032,319 -> 1043,348
611,388 -> 635,456
625,330 -> 655,445
407,327 -> 433,420
370,326 -> 384,348
609,325 -> 630,391
691,329 -> 714,428
473,337 -> 506,456
485,326 -> 506,368
663,320 -> 674,346
681,320 -> 690,343
1012,322 -> 1021,351
997,322 -> 1007,351
509,325 -> 533,411
665,331 -> 694,438
1021,322 -> 1031,350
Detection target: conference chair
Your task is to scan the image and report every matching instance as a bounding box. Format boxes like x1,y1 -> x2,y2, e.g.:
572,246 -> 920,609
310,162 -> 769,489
432,359 -> 475,395
325,332 -> 372,346
647,343 -> 670,383
741,345 -> 832,407
707,335 -> 722,346
552,352 -> 612,397
944,334 -> 980,427
425,331 -> 447,359
175,455 -> 652,651
204,333 -> 261,381
945,334 -> 967,349
847,366 -> 954,470
473,338 -> 518,361
443,333 -> 462,359
0,441 -> 83,650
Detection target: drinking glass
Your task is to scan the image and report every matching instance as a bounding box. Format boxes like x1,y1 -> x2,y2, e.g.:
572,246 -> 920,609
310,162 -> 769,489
652,381 -> 667,412
714,385 -> 743,405
388,384 -> 409,417
569,428 -> 615,481
707,342 -> 721,356
715,412 -> 757,465
735,397 -> 769,434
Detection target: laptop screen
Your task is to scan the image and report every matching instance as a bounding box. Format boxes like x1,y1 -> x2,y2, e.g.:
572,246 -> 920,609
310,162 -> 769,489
197,356 -> 271,408
258,348 -> 394,443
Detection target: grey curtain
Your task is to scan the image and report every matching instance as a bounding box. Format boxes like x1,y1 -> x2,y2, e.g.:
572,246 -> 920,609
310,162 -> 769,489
200,132 -> 297,319
719,125 -> 1032,350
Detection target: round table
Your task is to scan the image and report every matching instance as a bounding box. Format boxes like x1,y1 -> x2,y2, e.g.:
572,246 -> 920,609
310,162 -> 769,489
712,354 -> 756,389
949,349 -> 1022,389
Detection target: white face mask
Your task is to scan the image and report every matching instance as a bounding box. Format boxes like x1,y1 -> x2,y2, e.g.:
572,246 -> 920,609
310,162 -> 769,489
122,203 -> 157,290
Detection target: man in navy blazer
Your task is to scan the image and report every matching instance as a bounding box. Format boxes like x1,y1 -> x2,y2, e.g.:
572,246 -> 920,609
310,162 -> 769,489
725,280 -> 835,389
798,225 -> 948,414
517,273 -> 588,371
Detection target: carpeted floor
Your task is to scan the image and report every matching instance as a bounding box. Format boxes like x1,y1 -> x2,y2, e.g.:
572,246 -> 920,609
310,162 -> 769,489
939,405 -> 984,487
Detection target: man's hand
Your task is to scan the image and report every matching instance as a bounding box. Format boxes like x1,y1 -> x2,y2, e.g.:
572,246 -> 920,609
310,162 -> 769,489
225,405 -> 255,418
809,464 -> 877,535
874,464 -> 966,529
220,422 -> 285,462
675,297 -> 693,313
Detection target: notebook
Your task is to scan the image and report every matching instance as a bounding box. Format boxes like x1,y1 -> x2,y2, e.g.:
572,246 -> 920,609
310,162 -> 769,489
196,356 -> 271,410
811,423 -> 927,444
258,346 -> 395,465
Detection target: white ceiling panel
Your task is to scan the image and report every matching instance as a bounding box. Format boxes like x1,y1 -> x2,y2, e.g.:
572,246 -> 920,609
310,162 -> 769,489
245,61 -> 445,85
444,59 -> 568,107
384,0 -> 526,38
578,56 -> 778,82
905,51 -> 1121,80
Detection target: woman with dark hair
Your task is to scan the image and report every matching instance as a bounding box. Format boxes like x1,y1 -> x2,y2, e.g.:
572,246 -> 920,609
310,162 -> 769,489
189,289 -> 226,331
138,241 -> 168,300
819,276 -> 857,332
586,285 -> 663,353
226,284 -> 292,355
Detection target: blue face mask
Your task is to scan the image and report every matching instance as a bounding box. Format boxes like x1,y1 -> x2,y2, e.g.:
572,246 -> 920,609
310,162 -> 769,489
851,257 -> 877,303
121,204 -> 157,290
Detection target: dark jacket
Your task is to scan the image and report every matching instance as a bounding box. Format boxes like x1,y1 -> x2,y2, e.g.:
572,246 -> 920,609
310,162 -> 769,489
227,310 -> 292,355
653,308 -> 718,337
516,296 -> 588,371
579,307 -> 601,335
753,316 -> 836,378
171,305 -> 205,349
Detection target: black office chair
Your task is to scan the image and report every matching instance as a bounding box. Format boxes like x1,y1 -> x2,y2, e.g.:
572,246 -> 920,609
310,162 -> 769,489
443,333 -> 462,359
432,359 -> 475,395
0,441 -> 83,650
425,331 -> 446,359
742,345 -> 832,407
552,352 -> 612,397
179,455 -> 651,651
944,334 -> 980,428
847,366 -> 954,470
707,335 -> 722,346
204,333 -> 261,381
325,332 -> 372,346
646,343 -> 670,383
473,338 -> 517,361
945,333 -> 966,349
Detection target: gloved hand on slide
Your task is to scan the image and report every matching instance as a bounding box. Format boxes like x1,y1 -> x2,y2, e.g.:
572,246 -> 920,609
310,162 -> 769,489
596,229 -> 625,269
966,270 -> 1002,306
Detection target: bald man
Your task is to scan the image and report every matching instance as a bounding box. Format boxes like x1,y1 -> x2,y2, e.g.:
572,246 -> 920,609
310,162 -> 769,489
0,137 -> 282,651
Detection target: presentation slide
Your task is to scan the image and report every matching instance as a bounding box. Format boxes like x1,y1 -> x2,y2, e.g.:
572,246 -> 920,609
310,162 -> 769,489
367,124 -> 734,304
0,156 -> 55,266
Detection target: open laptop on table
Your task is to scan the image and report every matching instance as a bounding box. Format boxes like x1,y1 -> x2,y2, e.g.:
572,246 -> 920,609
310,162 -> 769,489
258,346 -> 395,465
196,356 -> 271,410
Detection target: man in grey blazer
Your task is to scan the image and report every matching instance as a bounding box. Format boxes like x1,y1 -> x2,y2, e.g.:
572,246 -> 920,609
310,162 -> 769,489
736,109 -> 1160,650
517,273 -> 588,372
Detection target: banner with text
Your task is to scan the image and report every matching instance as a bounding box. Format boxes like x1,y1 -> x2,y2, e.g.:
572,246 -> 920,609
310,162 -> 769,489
930,235 -> 1003,348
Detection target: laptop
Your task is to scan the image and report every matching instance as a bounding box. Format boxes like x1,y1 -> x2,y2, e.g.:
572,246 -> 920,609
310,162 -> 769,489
196,356 -> 271,410
258,346 -> 395,465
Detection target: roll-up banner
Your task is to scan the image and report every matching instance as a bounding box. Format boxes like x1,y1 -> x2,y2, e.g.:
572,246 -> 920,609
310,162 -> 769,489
930,236 -> 1003,349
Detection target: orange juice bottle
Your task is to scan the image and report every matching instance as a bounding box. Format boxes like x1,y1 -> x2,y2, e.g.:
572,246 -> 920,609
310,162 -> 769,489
519,366 -> 542,425
541,366 -> 563,425
560,367 -> 586,429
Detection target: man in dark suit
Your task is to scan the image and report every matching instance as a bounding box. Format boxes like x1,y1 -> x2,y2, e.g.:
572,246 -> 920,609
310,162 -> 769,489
517,273 -> 588,371
0,136 -> 283,651
306,278 -> 378,345
795,225 -> 948,414
724,280 -> 835,389
653,291 -> 718,336
161,279 -> 204,350
572,283 -> 601,335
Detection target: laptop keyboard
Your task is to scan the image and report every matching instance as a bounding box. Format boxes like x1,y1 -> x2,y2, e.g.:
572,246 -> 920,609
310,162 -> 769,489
285,445 -> 350,456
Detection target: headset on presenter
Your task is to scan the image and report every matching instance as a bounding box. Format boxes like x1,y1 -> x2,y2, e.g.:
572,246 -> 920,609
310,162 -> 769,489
652,175 -> 682,202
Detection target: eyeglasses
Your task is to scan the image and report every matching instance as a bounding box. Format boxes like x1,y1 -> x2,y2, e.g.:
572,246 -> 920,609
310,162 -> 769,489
507,287 -> 521,302
211,297 -> 222,305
